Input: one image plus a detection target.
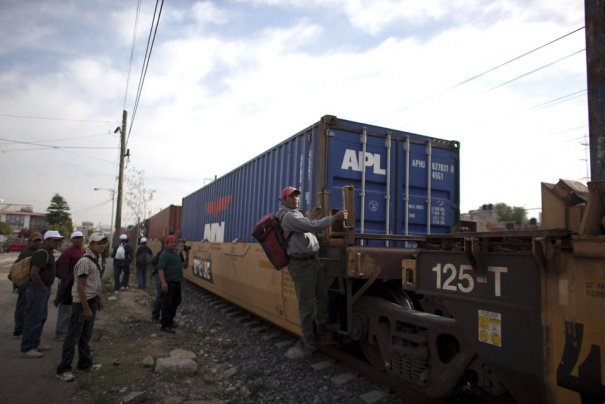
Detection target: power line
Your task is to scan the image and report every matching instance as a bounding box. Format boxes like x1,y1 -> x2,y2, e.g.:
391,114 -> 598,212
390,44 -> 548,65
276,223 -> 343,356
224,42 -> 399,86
0,113 -> 112,124
123,0 -> 143,110
530,89 -> 587,109
0,138 -> 117,150
485,49 -> 585,92
128,0 -> 164,146
371,26 -> 585,123
0,133 -> 113,147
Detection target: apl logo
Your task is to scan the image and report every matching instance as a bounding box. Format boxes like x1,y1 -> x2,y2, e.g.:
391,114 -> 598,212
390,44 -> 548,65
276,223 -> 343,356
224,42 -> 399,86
341,149 -> 386,175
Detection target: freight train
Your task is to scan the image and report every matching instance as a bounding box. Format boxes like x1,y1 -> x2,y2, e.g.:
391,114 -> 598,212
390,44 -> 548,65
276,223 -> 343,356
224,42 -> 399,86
153,115 -> 603,403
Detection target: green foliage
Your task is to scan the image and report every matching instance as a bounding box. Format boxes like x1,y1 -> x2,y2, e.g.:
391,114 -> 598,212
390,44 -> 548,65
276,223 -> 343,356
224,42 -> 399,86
46,194 -> 73,235
494,203 -> 528,225
0,221 -> 12,235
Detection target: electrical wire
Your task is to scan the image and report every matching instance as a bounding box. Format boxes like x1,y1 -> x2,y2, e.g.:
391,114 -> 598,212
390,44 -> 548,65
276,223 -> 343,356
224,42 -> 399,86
123,0 -> 143,111
0,113 -> 111,124
0,138 -> 116,150
371,26 -> 585,123
485,49 -> 585,92
530,89 -> 587,110
128,0 -> 164,146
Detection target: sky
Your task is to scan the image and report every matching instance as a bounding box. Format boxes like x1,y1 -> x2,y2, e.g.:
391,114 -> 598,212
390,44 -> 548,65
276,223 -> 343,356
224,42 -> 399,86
0,0 -> 590,229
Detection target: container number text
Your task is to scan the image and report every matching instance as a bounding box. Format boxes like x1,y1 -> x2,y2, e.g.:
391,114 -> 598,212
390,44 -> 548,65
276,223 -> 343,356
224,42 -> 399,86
432,263 -> 508,296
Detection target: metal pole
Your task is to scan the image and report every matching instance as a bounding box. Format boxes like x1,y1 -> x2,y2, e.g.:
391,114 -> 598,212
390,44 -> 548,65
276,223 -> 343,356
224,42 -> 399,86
114,110 -> 127,246
109,189 -> 115,247
585,0 -> 605,180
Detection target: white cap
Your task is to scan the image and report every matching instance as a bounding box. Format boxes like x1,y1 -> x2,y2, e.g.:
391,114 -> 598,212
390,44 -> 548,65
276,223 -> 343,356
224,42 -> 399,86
88,233 -> 108,243
71,230 -> 84,239
44,230 -> 64,240
140,237 -> 148,243
119,234 -> 127,240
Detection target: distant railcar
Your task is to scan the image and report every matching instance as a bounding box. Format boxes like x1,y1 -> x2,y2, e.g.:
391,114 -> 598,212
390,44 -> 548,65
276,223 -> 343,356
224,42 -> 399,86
147,204 -> 182,241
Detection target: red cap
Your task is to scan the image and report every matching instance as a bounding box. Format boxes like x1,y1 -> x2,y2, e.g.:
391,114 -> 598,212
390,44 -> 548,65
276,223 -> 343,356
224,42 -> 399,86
166,235 -> 177,244
280,186 -> 300,200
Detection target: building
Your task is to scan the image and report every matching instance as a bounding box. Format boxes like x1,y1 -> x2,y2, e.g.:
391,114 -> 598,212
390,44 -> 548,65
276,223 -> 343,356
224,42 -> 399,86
0,203 -> 48,234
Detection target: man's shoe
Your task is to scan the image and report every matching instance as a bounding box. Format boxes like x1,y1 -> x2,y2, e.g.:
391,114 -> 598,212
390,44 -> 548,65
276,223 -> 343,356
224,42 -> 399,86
56,372 -> 75,382
21,349 -> 43,358
303,336 -> 318,352
317,330 -> 336,345
12,333 -> 21,339
151,317 -> 160,323
37,344 -> 51,352
160,326 -> 176,334
78,364 -> 102,372
171,322 -> 178,329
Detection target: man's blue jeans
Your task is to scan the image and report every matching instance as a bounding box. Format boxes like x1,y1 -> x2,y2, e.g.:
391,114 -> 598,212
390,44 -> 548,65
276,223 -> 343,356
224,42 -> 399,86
136,264 -> 147,289
21,283 -> 51,352
151,271 -> 162,320
13,286 -> 27,336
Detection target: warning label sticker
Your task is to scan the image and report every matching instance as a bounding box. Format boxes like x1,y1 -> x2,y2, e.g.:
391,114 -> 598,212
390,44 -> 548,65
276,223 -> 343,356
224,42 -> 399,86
478,310 -> 502,347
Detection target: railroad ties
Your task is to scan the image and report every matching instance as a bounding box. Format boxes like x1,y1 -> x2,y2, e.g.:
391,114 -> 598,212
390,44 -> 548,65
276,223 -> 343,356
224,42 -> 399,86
188,286 -> 406,403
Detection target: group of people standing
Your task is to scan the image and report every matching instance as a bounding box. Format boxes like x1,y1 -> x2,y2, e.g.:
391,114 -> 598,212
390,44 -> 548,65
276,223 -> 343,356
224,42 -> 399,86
11,230 -> 188,383
12,230 -> 107,382
10,183 -> 342,385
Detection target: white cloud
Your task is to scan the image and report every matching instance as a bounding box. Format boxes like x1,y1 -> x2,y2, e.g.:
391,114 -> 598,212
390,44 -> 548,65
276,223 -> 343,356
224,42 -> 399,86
0,0 -> 589,226
192,1 -> 228,25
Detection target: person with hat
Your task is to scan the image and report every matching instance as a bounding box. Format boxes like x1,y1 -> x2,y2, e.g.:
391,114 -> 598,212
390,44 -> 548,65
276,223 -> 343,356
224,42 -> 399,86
56,233 -> 107,382
135,237 -> 153,289
20,230 -> 63,358
277,186 -> 347,353
53,230 -> 86,340
157,234 -> 189,333
111,233 -> 133,292
12,231 -> 43,338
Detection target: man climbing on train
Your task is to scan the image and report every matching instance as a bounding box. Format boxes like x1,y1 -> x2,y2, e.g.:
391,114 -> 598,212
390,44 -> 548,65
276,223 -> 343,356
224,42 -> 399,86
277,186 -> 347,353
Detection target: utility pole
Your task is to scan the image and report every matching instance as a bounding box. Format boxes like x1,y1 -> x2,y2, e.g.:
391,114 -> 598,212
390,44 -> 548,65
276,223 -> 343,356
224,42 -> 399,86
114,110 -> 127,246
585,0 -> 605,181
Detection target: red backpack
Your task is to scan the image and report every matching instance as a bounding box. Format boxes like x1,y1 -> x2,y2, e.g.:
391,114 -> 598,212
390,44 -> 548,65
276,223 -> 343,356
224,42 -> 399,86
252,213 -> 292,270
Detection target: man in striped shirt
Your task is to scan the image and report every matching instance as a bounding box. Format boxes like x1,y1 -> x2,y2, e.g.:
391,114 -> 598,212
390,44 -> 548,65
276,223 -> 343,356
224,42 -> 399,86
55,233 -> 107,382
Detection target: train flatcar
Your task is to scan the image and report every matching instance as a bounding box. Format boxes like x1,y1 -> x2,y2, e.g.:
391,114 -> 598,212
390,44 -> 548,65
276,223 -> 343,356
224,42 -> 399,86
180,115 -> 604,403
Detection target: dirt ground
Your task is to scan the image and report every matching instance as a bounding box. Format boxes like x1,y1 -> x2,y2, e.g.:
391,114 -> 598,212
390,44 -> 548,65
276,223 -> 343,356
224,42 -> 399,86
0,252 -> 214,404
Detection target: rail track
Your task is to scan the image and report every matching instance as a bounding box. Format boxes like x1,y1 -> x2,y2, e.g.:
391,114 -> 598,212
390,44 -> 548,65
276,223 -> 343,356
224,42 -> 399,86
180,280 -> 426,403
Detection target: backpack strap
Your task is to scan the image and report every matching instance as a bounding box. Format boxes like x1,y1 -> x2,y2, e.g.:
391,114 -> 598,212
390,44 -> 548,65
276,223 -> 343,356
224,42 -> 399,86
82,255 -> 101,271
34,248 -> 50,267
278,211 -> 296,248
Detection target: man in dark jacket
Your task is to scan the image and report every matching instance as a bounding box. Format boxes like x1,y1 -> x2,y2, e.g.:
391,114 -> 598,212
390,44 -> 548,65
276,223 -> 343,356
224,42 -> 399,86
54,231 -> 85,339
12,232 -> 42,338
111,234 -> 133,292
135,237 -> 153,289
157,235 -> 189,333
21,230 -> 63,358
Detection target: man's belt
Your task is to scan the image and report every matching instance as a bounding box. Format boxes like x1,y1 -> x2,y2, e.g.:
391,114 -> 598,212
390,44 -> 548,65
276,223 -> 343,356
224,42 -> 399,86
289,254 -> 317,261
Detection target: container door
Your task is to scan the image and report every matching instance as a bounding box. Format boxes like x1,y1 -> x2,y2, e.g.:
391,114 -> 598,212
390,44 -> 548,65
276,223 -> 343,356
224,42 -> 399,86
325,128 -> 393,243
397,139 -> 458,236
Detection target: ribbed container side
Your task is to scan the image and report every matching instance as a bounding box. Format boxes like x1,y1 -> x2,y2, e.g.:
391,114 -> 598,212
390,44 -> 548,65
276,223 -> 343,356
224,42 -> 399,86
147,205 -> 182,240
181,115 -> 459,244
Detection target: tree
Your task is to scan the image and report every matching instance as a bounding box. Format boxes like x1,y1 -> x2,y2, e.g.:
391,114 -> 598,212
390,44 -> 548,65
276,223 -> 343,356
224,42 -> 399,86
46,193 -> 73,237
125,167 -> 155,226
0,221 -> 11,235
494,203 -> 528,225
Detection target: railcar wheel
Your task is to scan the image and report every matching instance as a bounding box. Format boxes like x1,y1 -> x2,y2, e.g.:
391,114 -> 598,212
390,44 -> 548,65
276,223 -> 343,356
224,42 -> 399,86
358,283 -> 415,370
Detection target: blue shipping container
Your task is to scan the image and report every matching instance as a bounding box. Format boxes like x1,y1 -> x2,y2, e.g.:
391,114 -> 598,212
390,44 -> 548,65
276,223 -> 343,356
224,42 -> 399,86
181,115 -> 459,244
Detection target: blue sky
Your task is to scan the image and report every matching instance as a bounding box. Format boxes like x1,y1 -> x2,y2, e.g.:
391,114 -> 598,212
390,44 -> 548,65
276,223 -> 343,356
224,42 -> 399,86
0,0 -> 588,227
